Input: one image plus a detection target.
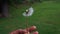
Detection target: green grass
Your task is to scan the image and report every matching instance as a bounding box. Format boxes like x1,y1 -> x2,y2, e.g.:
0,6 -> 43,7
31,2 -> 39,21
0,1 -> 60,34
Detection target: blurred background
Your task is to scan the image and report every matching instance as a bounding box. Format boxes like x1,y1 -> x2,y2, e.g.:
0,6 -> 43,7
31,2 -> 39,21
0,0 -> 60,34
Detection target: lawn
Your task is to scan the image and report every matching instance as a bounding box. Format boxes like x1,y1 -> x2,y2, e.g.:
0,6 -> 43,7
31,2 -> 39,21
0,1 -> 60,34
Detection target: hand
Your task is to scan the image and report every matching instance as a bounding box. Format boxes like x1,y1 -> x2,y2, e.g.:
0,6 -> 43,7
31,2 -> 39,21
10,26 -> 38,34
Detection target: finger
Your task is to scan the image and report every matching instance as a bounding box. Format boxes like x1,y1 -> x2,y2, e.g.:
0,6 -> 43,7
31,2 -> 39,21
32,31 -> 38,34
24,32 -> 30,34
10,30 -> 19,34
21,30 -> 30,34
19,29 -> 28,34
25,26 -> 36,32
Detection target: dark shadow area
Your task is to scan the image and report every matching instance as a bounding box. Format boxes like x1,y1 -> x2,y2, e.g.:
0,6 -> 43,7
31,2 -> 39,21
0,0 -> 9,18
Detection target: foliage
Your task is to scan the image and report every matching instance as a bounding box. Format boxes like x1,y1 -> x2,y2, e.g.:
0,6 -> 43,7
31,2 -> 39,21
0,2 -> 60,34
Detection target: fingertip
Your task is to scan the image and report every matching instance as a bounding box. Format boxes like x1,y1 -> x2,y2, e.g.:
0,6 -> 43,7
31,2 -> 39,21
29,26 -> 37,32
24,32 -> 30,34
33,31 -> 38,34
23,29 -> 28,33
32,26 -> 36,29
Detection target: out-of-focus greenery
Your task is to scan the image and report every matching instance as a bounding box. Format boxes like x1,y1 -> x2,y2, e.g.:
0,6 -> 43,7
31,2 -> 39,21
8,0 -> 42,5
0,1 -> 60,34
